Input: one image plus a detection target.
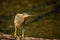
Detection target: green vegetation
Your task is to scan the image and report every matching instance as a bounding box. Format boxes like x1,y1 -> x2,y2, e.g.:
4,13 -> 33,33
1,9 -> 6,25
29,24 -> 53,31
0,0 -> 60,39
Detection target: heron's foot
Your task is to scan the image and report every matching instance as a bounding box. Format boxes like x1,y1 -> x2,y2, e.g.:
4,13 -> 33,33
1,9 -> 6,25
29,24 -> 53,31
14,33 -> 17,37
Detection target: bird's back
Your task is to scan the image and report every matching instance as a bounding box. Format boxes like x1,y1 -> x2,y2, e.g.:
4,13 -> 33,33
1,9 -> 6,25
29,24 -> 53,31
14,14 -> 24,27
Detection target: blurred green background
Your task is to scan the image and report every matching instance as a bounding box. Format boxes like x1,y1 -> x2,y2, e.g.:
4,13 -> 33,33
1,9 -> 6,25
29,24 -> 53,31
0,0 -> 60,39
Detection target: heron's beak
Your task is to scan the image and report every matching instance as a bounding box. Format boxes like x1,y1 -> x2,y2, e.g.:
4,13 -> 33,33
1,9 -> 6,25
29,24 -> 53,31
29,15 -> 35,17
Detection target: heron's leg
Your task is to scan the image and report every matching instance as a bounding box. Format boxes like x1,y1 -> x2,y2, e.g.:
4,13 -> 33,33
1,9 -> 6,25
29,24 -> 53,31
14,25 -> 17,37
21,27 -> 24,38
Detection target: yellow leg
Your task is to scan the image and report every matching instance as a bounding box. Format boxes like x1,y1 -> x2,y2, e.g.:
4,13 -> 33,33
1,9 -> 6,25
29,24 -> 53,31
14,26 -> 17,37
22,29 -> 24,38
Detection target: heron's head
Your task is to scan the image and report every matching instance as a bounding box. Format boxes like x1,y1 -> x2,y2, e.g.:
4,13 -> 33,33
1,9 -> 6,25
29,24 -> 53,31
17,12 -> 32,18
